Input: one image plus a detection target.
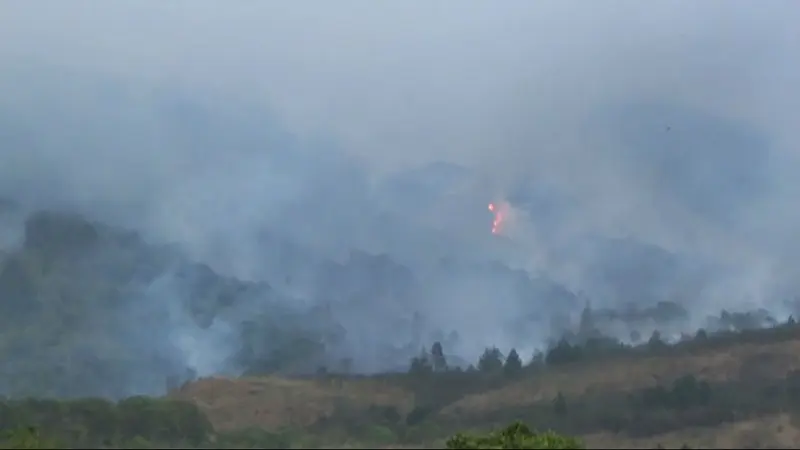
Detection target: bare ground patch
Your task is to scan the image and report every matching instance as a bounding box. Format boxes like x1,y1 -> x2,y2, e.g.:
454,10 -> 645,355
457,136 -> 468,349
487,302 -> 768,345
171,376 -> 415,431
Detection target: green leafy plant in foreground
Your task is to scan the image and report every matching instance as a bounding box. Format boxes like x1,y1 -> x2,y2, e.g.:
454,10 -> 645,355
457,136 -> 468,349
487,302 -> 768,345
446,421 -> 584,449
0,427 -> 62,449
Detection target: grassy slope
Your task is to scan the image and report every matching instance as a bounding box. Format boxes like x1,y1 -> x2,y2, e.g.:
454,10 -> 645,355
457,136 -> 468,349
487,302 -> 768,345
440,339 -> 800,418
173,376 -> 415,431
586,414 -> 800,449
172,336 -> 800,448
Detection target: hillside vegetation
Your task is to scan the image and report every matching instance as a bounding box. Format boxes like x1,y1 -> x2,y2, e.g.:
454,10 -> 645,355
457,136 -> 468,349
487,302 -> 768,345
2,322 -> 800,447
3,208 -> 800,448
164,322 -> 800,448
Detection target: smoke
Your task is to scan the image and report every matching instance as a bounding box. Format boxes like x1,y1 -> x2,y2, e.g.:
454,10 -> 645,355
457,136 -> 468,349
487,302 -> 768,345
0,1 -> 799,395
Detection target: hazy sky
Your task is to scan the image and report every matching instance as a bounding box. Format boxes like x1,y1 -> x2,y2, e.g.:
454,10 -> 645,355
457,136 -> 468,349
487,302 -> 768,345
1,1 -> 799,387
1,1 -> 799,313
2,1 -> 796,173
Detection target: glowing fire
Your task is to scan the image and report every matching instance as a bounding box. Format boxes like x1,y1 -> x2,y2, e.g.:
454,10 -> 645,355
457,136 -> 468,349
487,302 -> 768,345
488,202 -> 504,235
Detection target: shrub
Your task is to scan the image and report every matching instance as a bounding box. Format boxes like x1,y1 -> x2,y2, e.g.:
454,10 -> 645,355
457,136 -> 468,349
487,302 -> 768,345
446,421 -> 584,449
0,426 -> 63,449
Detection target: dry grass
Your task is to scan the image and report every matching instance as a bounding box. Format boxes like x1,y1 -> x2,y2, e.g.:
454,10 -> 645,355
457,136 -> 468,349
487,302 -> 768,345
171,375 -> 415,431
439,339 -> 800,419
583,413 -> 800,449
173,337 -> 800,448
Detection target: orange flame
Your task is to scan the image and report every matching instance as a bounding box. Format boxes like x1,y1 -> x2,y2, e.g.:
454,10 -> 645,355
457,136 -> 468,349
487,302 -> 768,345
488,202 -> 503,235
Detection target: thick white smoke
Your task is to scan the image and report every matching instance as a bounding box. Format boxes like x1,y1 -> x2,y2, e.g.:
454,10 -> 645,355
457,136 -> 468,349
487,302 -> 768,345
0,1 -> 798,395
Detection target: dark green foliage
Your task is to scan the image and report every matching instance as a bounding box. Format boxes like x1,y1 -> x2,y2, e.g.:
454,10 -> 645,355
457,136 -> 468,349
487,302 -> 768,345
552,392 -> 567,415
0,397 -> 212,448
639,375 -> 712,410
0,426 -> 62,449
647,330 -> 668,351
431,341 -> 448,372
214,428 -> 292,449
369,404 -> 402,424
545,339 -> 583,365
582,336 -> 627,354
406,404 -> 436,426
446,422 -> 584,449
694,328 -> 707,340
478,347 -> 504,373
116,396 -> 212,446
409,349 -> 433,375
504,348 -> 523,377
529,350 -> 546,368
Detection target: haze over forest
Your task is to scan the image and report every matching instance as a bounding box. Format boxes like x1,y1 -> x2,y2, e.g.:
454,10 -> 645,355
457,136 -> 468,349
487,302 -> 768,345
0,1 -> 798,398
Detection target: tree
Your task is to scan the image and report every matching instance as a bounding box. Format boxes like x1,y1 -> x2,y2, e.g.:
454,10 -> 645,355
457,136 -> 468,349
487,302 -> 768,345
528,350 -> 545,368
553,392 -> 567,415
694,328 -> 707,340
504,348 -> 523,377
671,374 -> 711,409
408,348 -> 433,375
0,427 -> 62,449
577,303 -> 599,341
446,421 -> 584,449
647,330 -> 667,351
431,341 -> 448,372
478,347 -> 504,373
545,339 -> 583,365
